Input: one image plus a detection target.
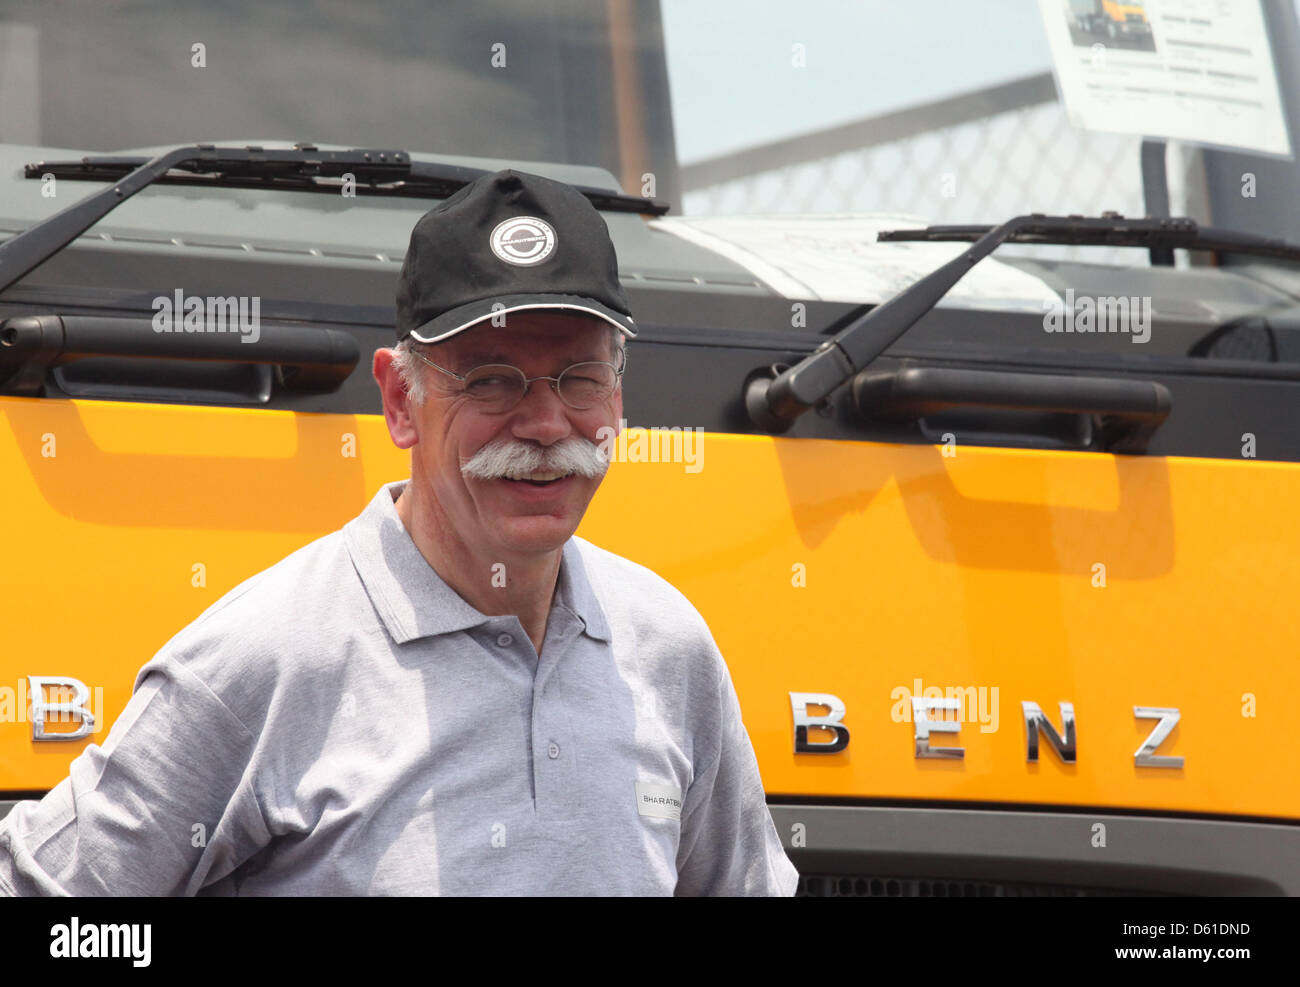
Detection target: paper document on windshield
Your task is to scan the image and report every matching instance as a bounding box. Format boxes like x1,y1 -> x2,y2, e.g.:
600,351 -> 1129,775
649,214 -> 1062,311
1038,0 -> 1290,157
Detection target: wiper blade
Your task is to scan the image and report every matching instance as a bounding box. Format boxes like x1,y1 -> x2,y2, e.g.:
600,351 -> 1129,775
27,145 -> 669,215
2,143 -> 668,295
877,212 -> 1300,263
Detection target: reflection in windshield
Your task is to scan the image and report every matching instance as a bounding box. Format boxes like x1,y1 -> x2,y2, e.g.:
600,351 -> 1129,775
663,0 -> 1300,267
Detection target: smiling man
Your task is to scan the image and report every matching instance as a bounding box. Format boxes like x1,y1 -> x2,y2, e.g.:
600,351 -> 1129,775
0,168 -> 798,897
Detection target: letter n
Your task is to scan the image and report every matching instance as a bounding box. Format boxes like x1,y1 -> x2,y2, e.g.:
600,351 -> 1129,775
1022,700 -> 1076,763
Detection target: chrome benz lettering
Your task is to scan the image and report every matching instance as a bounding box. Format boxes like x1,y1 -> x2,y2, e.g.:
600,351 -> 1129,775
912,696 -> 963,759
28,675 -> 96,741
789,692 -> 849,753
1134,706 -> 1183,768
1022,700 -> 1077,763
786,691 -> 1187,769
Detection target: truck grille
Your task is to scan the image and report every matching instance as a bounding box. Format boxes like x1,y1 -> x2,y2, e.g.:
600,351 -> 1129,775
797,874 -> 1178,897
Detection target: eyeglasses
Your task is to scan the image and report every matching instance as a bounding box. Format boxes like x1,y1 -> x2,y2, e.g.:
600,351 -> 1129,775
410,348 -> 625,413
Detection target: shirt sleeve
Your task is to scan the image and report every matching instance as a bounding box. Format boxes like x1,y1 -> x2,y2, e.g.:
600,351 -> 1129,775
0,655 -> 272,896
673,641 -> 800,897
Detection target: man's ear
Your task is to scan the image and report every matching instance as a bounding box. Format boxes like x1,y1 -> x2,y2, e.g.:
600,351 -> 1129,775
612,385 -> 624,435
373,348 -> 420,450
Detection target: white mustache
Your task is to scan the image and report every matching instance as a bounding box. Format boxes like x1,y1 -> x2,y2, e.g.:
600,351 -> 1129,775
460,436 -> 610,480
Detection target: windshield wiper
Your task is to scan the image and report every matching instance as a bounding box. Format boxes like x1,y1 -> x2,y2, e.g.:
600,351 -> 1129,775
1,143 -> 669,295
877,212 -> 1300,264
744,212 -> 1175,442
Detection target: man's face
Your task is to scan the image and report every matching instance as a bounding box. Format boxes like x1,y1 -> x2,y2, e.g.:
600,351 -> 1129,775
378,312 -> 623,562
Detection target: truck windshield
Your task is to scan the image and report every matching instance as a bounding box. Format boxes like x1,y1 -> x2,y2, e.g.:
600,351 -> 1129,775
1,0 -> 1297,273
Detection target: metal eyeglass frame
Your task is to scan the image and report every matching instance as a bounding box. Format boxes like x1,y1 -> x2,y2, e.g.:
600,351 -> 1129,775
409,346 -> 626,411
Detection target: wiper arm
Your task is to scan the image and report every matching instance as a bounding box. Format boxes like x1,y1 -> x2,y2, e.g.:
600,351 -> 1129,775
745,209 -> 1297,434
877,212 -> 1300,264
745,213 -> 1042,432
2,143 -> 669,295
2,143 -> 206,296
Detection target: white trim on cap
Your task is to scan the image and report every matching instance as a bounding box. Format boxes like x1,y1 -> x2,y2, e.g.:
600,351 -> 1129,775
408,302 -> 638,344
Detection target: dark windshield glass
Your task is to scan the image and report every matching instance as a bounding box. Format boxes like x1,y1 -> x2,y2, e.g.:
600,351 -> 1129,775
0,0 -> 679,201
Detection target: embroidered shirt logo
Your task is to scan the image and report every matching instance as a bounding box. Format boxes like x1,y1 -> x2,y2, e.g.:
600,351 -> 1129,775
635,781 -> 683,820
490,216 -> 557,266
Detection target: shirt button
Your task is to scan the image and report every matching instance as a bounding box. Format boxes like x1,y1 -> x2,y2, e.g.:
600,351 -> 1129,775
547,741 -> 560,759
496,633 -> 513,647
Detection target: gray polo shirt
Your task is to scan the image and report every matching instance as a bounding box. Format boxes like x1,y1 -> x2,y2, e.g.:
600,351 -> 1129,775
0,480 -> 799,896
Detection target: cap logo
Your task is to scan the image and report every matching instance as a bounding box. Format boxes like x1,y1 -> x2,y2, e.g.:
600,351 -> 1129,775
490,216 -> 557,266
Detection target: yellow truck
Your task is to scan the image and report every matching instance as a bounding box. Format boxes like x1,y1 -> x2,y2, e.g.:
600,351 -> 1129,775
2,0 -> 1298,896
1069,0 -> 1153,39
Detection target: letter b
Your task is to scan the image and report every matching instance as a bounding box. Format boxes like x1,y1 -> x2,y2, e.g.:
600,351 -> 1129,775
790,692 -> 849,753
27,676 -> 95,741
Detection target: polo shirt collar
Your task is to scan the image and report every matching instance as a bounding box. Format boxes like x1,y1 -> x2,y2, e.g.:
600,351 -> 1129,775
344,480 -> 611,646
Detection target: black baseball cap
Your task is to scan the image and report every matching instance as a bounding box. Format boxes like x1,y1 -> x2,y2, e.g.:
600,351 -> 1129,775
395,168 -> 638,344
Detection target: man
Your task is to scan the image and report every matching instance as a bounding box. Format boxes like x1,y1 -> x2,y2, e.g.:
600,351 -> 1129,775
0,169 -> 799,896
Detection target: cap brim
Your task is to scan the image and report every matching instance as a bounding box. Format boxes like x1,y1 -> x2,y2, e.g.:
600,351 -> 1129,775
404,293 -> 637,344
